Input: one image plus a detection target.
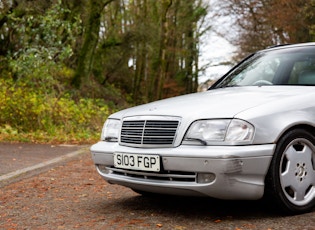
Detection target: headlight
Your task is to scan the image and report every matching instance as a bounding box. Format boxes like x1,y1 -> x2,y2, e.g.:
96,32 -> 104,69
183,119 -> 254,145
101,119 -> 121,142
225,119 -> 254,142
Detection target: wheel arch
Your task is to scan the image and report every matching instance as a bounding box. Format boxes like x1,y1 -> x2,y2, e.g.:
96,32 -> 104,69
274,124 -> 315,145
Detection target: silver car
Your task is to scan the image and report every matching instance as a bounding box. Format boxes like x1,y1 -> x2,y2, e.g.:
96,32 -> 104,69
91,43 -> 315,214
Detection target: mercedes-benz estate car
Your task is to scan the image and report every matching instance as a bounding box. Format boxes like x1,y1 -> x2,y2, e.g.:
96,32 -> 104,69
90,43 -> 315,214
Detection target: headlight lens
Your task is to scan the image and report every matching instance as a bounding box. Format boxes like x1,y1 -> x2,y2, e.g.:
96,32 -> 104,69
185,120 -> 230,142
101,119 -> 121,142
225,119 -> 254,142
184,119 -> 254,145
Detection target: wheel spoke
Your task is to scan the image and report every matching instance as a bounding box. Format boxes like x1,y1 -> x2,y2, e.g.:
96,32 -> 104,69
301,145 -> 313,162
284,145 -> 298,162
281,146 -> 298,188
295,188 -> 306,201
292,177 -> 315,202
281,168 -> 295,187
281,172 -> 303,195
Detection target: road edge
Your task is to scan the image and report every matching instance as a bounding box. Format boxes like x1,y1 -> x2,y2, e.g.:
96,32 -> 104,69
0,147 -> 88,186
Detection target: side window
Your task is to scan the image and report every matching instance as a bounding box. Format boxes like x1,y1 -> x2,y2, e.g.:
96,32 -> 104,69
289,57 -> 315,84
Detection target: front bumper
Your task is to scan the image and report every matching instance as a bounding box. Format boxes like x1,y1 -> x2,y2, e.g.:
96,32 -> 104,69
90,141 -> 275,200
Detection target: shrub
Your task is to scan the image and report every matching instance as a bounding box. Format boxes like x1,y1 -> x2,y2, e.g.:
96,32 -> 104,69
0,78 -> 113,143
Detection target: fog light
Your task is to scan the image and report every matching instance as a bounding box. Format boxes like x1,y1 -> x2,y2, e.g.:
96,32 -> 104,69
197,173 -> 216,184
97,165 -> 112,174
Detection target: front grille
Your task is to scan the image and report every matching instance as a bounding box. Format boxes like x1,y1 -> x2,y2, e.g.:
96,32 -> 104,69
120,120 -> 179,147
107,166 -> 196,182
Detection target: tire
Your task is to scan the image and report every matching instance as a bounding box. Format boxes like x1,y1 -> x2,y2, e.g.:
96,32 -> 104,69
266,129 -> 315,214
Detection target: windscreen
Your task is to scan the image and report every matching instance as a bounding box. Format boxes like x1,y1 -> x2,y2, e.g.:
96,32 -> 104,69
213,46 -> 315,88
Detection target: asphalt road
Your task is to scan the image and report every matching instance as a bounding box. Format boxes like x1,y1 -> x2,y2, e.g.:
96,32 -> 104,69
0,142 -> 85,187
0,143 -> 314,229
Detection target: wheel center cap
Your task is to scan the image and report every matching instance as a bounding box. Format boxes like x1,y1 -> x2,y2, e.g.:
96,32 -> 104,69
296,163 -> 308,181
297,167 -> 305,177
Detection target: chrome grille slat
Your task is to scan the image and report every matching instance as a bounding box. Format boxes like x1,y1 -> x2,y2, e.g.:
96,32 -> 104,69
120,119 -> 179,147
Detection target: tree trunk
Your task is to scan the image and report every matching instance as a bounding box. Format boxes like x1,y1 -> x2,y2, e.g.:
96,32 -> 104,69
71,0 -> 115,88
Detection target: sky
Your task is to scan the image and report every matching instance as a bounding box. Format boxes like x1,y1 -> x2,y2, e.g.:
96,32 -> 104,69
198,0 -> 237,84
199,31 -> 236,83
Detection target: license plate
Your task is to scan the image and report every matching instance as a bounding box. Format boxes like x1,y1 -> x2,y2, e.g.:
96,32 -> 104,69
114,153 -> 160,172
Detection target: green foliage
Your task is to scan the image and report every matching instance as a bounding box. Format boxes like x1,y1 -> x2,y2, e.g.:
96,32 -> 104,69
0,78 -> 113,143
7,0 -> 81,89
0,0 -> 209,143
